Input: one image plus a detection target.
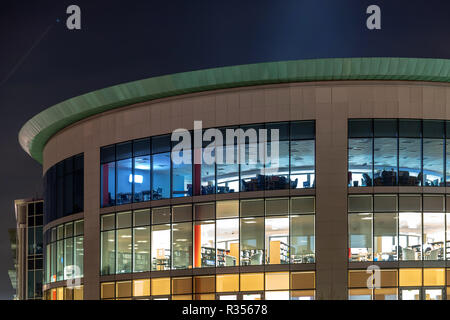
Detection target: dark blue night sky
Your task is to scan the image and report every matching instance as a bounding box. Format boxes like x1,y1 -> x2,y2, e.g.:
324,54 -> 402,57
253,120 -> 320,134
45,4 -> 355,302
0,0 -> 449,299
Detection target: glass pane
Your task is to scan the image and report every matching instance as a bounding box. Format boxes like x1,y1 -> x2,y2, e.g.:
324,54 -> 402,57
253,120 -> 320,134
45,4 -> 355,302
116,211 -> 131,229
199,148 -> 215,195
216,201 -> 239,219
216,143 -> 239,194
194,221 -> 215,268
240,217 -> 264,265
423,139 -> 444,186
133,226 -> 150,272
152,207 -> 170,224
172,205 -> 192,222
101,231 -> 115,275
265,141 -> 289,190
133,156 -> 151,202
446,139 -> 450,184
348,119 -> 372,138
399,138 -> 421,186
74,236 -> 83,278
56,240 -> 64,281
152,153 -> 171,199
101,214 -> 115,231
194,203 -> 215,221
349,213 -> 373,262
116,159 -> 132,205
266,198 -> 289,216
423,212 -> 445,260
241,199 -> 264,217
133,209 -> 150,226
172,222 -> 192,269
290,215 -> 315,263
373,138 -> 397,186
172,149 -> 192,197
116,228 -> 132,274
290,140 -> 315,188
216,218 -> 239,267
265,216 -> 289,264
399,212 -> 422,261
401,289 -> 420,300
101,162 -> 115,207
240,141 -> 264,191
64,238 -> 74,279
374,212 -> 398,261
152,224 -> 170,271
348,138 -> 373,187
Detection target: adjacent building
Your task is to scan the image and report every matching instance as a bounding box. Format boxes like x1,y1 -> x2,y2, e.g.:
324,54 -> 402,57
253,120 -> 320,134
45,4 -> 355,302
18,57 -> 450,300
13,199 -> 44,300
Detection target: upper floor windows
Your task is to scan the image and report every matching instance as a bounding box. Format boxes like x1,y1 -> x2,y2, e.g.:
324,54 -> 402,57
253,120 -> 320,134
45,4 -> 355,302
348,119 -> 449,187
100,121 -> 315,208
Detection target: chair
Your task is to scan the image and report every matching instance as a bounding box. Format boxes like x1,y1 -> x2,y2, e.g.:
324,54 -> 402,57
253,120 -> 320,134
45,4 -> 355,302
250,252 -> 263,265
425,248 -> 440,260
362,173 -> 372,186
224,255 -> 236,266
402,248 -> 415,260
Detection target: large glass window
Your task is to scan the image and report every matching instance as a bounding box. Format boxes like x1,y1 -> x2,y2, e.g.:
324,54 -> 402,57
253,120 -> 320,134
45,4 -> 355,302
194,220 -> 215,268
152,153 -> 171,200
240,125 -> 265,192
399,212 -> 422,261
172,149 -> 192,197
172,222 -> 192,269
349,213 -> 373,262
217,127 -> 239,194
152,224 -> 170,271
349,119 -> 450,189
240,217 -> 264,265
265,123 -> 290,190
216,218 -> 239,267
265,216 -> 289,264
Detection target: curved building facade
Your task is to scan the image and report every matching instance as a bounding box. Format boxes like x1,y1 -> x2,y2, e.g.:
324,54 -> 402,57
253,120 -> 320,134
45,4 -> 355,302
19,58 -> 450,300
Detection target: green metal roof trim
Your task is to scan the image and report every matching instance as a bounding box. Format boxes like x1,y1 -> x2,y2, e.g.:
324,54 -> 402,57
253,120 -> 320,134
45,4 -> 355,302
19,57 -> 450,163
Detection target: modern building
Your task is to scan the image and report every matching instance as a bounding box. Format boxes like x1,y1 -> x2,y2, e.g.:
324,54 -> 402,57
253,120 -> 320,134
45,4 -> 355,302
18,57 -> 450,300
13,198 -> 44,300
8,228 -> 18,299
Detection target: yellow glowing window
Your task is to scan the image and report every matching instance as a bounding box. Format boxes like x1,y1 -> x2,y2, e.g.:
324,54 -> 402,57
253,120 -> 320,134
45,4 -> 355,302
447,269 -> 450,286
379,269 -> 398,287
64,287 -> 73,300
56,287 -> 64,300
172,277 -> 193,295
266,272 -> 289,291
349,288 -> 372,299
399,268 -> 422,287
195,293 -> 215,300
51,289 -> 56,300
291,271 -> 315,290
116,281 -> 132,298
240,273 -> 264,291
447,287 -> 450,300
152,277 -> 170,296
194,276 -> 215,293
101,282 -> 115,299
423,268 -> 445,286
291,290 -> 315,299
133,279 -> 150,297
216,274 -> 239,292
172,294 -> 192,300
348,270 -> 369,288
374,288 -> 397,300
74,285 -> 83,300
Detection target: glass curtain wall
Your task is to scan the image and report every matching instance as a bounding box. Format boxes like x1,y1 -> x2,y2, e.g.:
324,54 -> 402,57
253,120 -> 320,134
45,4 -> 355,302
100,121 -> 316,208
99,197 -> 316,275
349,119 -> 449,188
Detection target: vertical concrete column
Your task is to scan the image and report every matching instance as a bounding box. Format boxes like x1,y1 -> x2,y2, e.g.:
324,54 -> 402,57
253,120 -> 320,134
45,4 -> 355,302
83,140 -> 100,299
314,87 -> 348,299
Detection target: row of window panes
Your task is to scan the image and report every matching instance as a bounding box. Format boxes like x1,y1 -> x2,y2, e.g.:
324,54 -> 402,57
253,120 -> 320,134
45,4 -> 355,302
101,271 -> 315,300
44,154 -> 84,224
348,119 -> 450,187
44,220 -> 84,284
43,286 -> 84,300
27,270 -> 43,299
100,198 -> 315,275
348,195 -> 450,262
100,121 -> 315,208
349,268 -> 450,300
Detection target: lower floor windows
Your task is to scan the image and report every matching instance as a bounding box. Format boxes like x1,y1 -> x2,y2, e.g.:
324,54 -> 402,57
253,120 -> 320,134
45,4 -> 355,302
100,197 -> 315,275
348,268 -> 450,300
100,271 -> 315,300
43,285 -> 84,300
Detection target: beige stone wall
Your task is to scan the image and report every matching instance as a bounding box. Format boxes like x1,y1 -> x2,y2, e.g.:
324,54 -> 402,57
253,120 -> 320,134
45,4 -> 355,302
41,80 -> 450,299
